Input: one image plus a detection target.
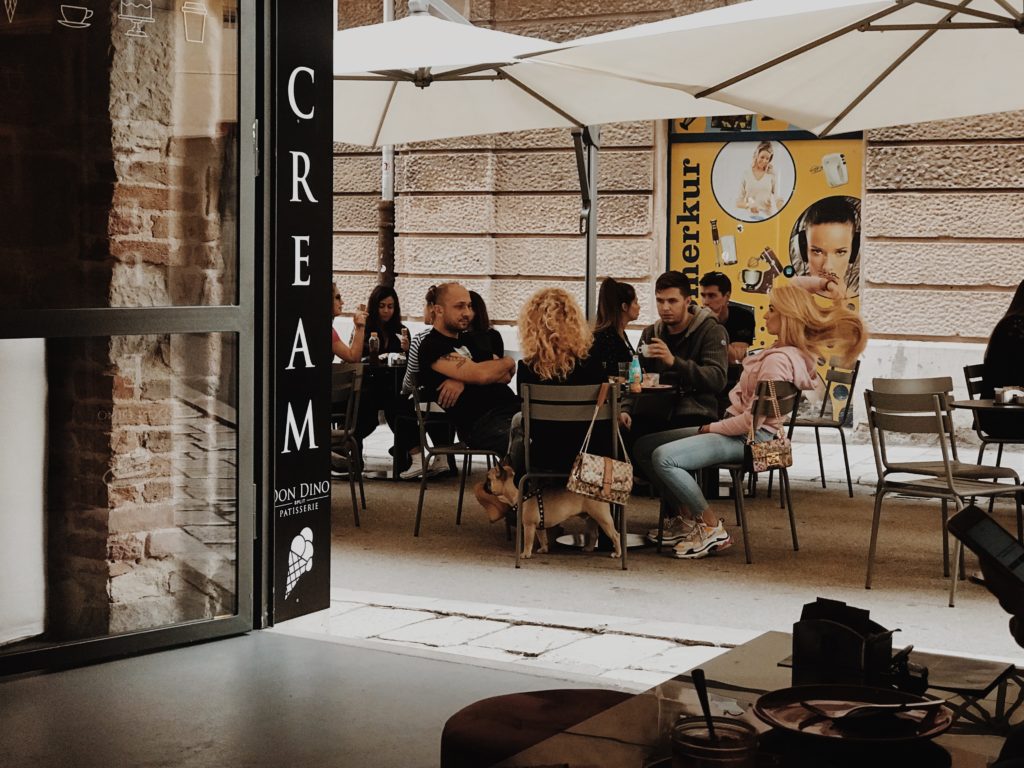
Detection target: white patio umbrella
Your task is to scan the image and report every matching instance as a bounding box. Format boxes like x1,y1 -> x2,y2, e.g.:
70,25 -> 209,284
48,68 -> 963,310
527,0 -> 1024,136
332,4 -> 743,146
333,1 -> 742,317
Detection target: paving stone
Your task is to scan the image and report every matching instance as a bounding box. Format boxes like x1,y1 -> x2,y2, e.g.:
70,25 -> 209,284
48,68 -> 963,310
441,645 -> 525,665
469,625 -> 591,656
540,635 -> 678,669
328,606 -> 435,639
512,655 -> 607,679
631,645 -> 730,675
328,601 -> 366,617
378,616 -> 508,647
596,668 -> 673,690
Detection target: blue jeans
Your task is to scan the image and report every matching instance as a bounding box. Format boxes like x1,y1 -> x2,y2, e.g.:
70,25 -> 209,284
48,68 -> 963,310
636,428 -> 774,518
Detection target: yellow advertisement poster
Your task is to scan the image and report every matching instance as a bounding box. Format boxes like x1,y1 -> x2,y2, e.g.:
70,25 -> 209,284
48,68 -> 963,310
668,118 -> 863,417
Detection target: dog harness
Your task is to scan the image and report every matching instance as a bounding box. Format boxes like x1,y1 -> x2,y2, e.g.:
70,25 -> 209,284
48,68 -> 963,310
512,489 -> 545,530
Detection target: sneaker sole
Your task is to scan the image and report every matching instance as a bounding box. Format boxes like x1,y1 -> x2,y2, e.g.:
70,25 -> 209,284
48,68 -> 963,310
673,535 -> 733,559
645,532 -> 689,545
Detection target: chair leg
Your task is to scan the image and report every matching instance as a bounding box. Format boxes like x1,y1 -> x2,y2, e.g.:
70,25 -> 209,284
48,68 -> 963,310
456,454 -> 470,526
814,427 -> 826,489
515,478 -> 527,569
349,472 -> 360,528
767,469 -> 773,500
839,428 -> 853,498
949,539 -> 962,608
940,499 -> 950,578
732,468 -> 752,564
414,470 -> 428,537
865,488 -> 885,589
619,502 -> 628,571
990,444 -> 1005,514
782,469 -> 798,551
656,500 -> 667,554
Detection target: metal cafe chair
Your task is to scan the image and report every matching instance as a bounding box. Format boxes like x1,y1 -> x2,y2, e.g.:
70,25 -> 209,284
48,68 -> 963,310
657,381 -> 801,564
410,378 -> 501,537
331,362 -> 366,526
773,358 -> 861,498
964,363 -> 1024,511
862,388 -> 1024,606
518,383 -> 627,570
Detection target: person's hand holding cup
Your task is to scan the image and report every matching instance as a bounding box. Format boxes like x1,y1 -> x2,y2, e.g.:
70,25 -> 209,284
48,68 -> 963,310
644,337 -> 673,365
354,303 -> 367,328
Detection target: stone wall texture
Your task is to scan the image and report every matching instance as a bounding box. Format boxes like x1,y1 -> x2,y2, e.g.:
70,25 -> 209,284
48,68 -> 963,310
863,115 -> 1024,341
334,2 -> 1024,348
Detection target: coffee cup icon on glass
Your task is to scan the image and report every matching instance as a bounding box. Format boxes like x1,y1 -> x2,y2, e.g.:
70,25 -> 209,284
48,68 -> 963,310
59,4 -> 93,28
182,2 -> 208,43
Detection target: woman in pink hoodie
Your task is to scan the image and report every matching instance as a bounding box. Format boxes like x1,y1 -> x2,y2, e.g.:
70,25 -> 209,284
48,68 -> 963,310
638,285 -> 866,559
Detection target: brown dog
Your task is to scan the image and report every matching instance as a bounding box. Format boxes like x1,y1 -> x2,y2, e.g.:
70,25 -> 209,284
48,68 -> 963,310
485,464 -> 621,559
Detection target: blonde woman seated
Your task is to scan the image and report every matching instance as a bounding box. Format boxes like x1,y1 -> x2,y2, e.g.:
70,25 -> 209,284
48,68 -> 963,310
474,287 -> 607,522
637,285 -> 866,559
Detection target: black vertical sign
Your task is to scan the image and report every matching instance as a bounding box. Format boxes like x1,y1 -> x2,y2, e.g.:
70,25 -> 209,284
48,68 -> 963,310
272,0 -> 332,622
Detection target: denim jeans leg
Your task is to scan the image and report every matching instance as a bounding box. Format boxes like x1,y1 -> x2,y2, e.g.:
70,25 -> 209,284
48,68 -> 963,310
633,427 -> 700,491
650,433 -> 746,517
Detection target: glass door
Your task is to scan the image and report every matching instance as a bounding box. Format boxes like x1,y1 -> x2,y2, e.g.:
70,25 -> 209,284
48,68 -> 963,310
0,0 -> 257,672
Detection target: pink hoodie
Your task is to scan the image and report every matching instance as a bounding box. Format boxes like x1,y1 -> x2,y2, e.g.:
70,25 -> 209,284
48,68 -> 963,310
709,346 -> 818,437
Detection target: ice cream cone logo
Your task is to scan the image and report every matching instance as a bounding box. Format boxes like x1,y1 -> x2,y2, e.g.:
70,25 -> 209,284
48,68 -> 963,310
4,0 -> 18,24
285,527 -> 315,599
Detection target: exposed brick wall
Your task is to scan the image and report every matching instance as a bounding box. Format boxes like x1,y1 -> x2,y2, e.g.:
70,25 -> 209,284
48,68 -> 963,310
36,1 -> 238,640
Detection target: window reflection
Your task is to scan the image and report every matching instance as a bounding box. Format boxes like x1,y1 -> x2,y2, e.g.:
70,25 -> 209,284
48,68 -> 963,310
0,1 -> 238,308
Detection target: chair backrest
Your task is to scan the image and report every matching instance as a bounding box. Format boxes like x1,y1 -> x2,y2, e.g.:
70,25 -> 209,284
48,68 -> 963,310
331,362 -> 363,431
963,364 -> 986,399
750,380 -> 802,423
869,376 -> 959,458
408,372 -> 451,448
871,376 -> 953,395
520,383 -> 621,467
863,389 -> 956,483
819,358 -> 861,421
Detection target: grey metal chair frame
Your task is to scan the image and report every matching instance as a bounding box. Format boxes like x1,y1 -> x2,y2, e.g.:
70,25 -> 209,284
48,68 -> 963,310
410,378 -> 502,537
963,364 -> 1024,512
780,359 -> 860,497
331,362 -> 366,526
518,383 -> 627,570
655,380 -> 802,565
863,388 -> 1024,606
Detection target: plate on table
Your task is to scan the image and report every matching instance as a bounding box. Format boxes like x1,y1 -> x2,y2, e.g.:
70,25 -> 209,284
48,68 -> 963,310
753,685 -> 952,745
640,384 -> 673,392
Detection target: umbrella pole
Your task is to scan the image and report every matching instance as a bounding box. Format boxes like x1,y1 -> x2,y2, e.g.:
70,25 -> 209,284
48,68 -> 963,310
573,126 -> 600,321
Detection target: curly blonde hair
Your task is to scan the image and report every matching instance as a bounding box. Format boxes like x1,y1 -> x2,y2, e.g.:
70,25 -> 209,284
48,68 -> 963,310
771,284 -> 867,365
518,287 -> 593,381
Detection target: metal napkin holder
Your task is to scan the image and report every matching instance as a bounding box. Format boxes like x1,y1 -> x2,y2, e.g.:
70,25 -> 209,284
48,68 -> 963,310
792,597 -> 928,695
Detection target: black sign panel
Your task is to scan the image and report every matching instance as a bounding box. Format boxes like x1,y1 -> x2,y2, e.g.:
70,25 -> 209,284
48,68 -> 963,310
272,0 -> 332,621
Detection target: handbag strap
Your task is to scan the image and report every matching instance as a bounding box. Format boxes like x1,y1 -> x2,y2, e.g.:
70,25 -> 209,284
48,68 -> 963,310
578,384 -> 632,466
747,379 -> 784,445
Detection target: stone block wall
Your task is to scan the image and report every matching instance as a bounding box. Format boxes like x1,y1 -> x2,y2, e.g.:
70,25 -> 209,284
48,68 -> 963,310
862,113 -> 1024,342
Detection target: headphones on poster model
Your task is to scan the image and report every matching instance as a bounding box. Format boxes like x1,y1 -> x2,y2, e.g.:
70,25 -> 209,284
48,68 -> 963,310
795,196 -> 861,266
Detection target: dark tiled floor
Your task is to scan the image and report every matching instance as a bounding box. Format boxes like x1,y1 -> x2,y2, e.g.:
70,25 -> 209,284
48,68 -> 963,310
0,632 -> 586,768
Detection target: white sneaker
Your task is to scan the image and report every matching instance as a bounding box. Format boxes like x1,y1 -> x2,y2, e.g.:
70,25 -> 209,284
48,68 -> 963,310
673,519 -> 733,559
400,453 -> 448,480
646,516 -> 697,545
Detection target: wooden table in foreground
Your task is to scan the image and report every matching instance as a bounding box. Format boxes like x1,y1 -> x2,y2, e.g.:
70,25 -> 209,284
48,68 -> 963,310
493,631 -> 1016,767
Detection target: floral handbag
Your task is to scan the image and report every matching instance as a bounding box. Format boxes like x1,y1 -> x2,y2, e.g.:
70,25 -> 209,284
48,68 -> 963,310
743,380 -> 793,473
567,384 -> 633,505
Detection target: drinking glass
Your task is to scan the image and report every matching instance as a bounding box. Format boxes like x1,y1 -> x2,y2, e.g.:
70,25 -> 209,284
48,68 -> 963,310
671,717 -> 757,768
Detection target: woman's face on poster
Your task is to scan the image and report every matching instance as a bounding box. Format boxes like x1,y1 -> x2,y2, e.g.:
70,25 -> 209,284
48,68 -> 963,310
806,221 -> 854,282
754,149 -> 772,171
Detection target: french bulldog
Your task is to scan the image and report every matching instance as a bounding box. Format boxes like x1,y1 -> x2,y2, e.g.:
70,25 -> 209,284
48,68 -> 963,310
485,464 -> 621,560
